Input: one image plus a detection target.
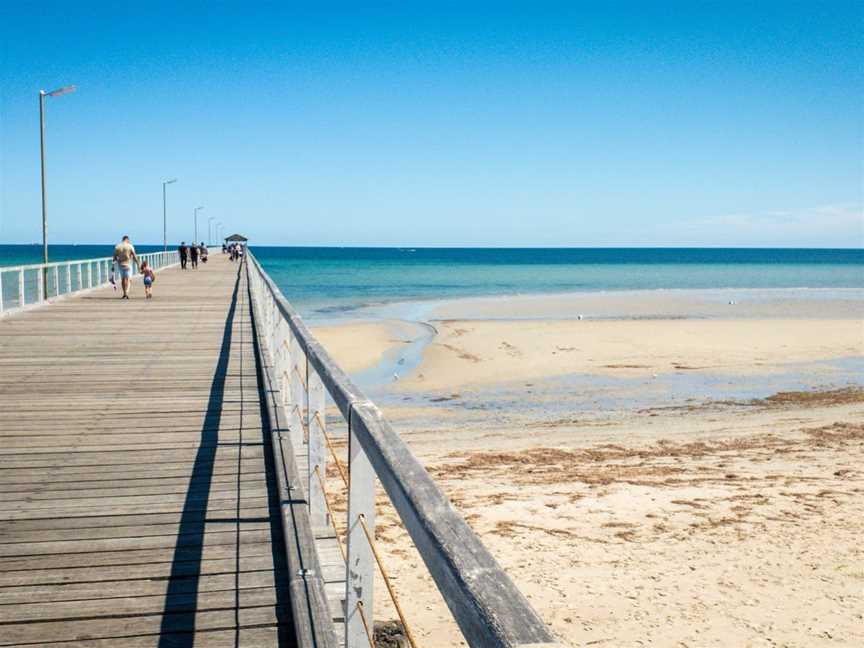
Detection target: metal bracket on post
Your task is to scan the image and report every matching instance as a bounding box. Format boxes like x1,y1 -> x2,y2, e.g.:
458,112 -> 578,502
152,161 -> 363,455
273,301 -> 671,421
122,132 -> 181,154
307,364 -> 327,529
345,409 -> 375,648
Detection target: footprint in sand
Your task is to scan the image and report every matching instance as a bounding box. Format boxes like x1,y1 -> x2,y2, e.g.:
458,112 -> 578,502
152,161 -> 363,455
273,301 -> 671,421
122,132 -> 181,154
499,341 -> 522,357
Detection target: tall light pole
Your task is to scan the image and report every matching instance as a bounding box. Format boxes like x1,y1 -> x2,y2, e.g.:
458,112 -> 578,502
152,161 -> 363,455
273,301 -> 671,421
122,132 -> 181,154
39,84 -> 76,297
207,216 -> 215,246
193,206 -> 204,243
162,178 -> 177,252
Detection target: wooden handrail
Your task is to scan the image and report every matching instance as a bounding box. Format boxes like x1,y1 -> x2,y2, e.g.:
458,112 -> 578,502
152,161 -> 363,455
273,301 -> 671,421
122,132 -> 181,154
246,250 -> 565,648
246,258 -> 340,648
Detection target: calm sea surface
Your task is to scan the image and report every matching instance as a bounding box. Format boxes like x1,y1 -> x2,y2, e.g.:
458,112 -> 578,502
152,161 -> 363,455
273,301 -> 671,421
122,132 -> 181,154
2,245 -> 862,315
251,247 -> 864,315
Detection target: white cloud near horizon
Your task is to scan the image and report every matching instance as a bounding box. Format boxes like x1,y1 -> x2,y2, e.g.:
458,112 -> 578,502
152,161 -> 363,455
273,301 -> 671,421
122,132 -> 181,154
658,203 -> 864,248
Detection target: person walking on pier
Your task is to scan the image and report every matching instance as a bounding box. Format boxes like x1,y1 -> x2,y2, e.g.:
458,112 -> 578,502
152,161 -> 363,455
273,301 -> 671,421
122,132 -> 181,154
140,260 -> 156,299
112,235 -> 139,300
178,242 -> 188,270
190,242 -> 200,269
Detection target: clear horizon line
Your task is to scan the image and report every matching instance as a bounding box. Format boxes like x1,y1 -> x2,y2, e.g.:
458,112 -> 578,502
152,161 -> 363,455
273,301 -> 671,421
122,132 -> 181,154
2,242 -> 863,251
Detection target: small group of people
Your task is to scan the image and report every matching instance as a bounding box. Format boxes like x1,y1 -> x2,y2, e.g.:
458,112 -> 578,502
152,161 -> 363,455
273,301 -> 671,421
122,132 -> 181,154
223,242 -> 244,261
112,235 -> 155,300
178,241 -> 208,270
111,234 -> 215,301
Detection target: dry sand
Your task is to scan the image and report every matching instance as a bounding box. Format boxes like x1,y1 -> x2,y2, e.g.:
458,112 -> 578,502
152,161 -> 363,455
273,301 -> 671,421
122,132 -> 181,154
310,292 -> 864,647
313,321 -> 396,372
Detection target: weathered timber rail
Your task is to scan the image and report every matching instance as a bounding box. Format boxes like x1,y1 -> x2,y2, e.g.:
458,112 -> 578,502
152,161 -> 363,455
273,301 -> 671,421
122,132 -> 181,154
246,250 -> 565,648
0,250 -> 567,647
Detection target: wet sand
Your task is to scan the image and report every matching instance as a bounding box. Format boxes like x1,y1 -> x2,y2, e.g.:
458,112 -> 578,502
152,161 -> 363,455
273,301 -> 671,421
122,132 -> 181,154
309,289 -> 864,646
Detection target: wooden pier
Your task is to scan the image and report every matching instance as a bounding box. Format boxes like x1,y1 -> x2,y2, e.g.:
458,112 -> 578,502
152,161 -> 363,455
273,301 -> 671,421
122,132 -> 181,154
0,255 -> 294,646
0,252 -> 565,648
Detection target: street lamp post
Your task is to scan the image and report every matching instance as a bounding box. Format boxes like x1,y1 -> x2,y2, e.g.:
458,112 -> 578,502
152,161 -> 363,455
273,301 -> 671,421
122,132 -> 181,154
39,84 -> 76,297
207,217 -> 215,246
193,206 -> 204,243
162,179 -> 177,252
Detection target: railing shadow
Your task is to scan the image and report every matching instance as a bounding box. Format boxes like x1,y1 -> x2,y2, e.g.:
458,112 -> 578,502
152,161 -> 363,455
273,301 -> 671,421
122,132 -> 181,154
250,293 -> 297,647
157,268 -> 240,647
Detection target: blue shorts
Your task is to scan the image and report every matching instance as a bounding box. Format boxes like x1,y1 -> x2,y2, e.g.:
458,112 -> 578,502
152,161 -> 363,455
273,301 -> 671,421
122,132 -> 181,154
143,276 -> 153,286
118,266 -> 132,279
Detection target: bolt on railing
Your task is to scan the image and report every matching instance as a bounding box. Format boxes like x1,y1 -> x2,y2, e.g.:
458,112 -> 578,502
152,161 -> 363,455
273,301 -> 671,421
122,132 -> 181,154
246,249 -> 568,648
0,250 -> 180,317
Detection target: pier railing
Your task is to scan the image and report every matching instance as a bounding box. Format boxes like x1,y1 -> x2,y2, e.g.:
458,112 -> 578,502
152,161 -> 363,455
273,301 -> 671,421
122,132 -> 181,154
246,250 -> 565,648
0,250 -> 179,316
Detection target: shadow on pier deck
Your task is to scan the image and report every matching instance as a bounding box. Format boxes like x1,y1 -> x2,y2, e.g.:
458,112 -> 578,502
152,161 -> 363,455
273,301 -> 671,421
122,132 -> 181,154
0,252 -> 566,648
0,255 -> 296,646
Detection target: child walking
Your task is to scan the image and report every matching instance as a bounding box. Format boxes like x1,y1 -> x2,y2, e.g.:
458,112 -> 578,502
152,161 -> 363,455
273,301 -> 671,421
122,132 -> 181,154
141,261 -> 156,299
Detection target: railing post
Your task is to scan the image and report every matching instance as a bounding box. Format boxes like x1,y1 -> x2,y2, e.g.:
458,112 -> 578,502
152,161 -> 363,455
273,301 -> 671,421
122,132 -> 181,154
87,263 -> 92,289
276,318 -> 289,405
65,264 -> 71,294
18,270 -> 25,307
345,413 -> 376,648
280,321 -> 290,407
0,271 -> 4,313
96,261 -> 102,285
289,334 -> 305,450
307,364 -> 327,529
53,266 -> 59,297
37,269 -> 44,302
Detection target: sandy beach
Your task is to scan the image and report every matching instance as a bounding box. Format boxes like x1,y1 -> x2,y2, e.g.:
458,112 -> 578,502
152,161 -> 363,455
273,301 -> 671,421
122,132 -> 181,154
311,289 -> 864,647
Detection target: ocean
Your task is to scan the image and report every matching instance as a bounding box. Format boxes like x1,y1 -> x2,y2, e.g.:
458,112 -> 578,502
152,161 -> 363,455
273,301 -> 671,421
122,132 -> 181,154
2,245 -> 862,316
249,247 -> 863,316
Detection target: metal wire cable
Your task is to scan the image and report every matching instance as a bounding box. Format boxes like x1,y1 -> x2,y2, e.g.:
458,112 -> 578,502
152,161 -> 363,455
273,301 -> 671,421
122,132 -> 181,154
313,465 -> 347,562
355,600 -> 376,647
358,513 -> 419,648
314,411 -> 349,487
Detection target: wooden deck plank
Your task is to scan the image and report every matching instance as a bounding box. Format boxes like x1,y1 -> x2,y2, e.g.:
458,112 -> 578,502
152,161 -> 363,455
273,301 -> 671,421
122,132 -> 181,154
0,605 -> 285,646
21,626 -> 285,648
0,255 -> 296,646
0,571 -> 286,606
0,554 -> 280,588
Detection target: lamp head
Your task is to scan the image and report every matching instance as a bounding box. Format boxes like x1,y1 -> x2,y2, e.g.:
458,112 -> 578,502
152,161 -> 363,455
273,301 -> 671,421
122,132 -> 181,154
46,85 -> 76,97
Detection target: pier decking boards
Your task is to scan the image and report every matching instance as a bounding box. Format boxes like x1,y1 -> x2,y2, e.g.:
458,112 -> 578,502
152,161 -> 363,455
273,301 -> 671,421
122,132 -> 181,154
0,255 -> 299,647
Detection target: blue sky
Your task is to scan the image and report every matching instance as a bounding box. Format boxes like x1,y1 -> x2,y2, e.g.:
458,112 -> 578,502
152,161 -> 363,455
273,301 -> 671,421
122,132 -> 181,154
1,1 -> 862,247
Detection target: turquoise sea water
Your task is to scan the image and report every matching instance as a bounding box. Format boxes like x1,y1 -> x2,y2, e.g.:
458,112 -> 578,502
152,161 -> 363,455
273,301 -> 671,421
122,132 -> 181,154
2,245 -> 862,315
250,246 -> 864,316
0,244 -> 168,267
